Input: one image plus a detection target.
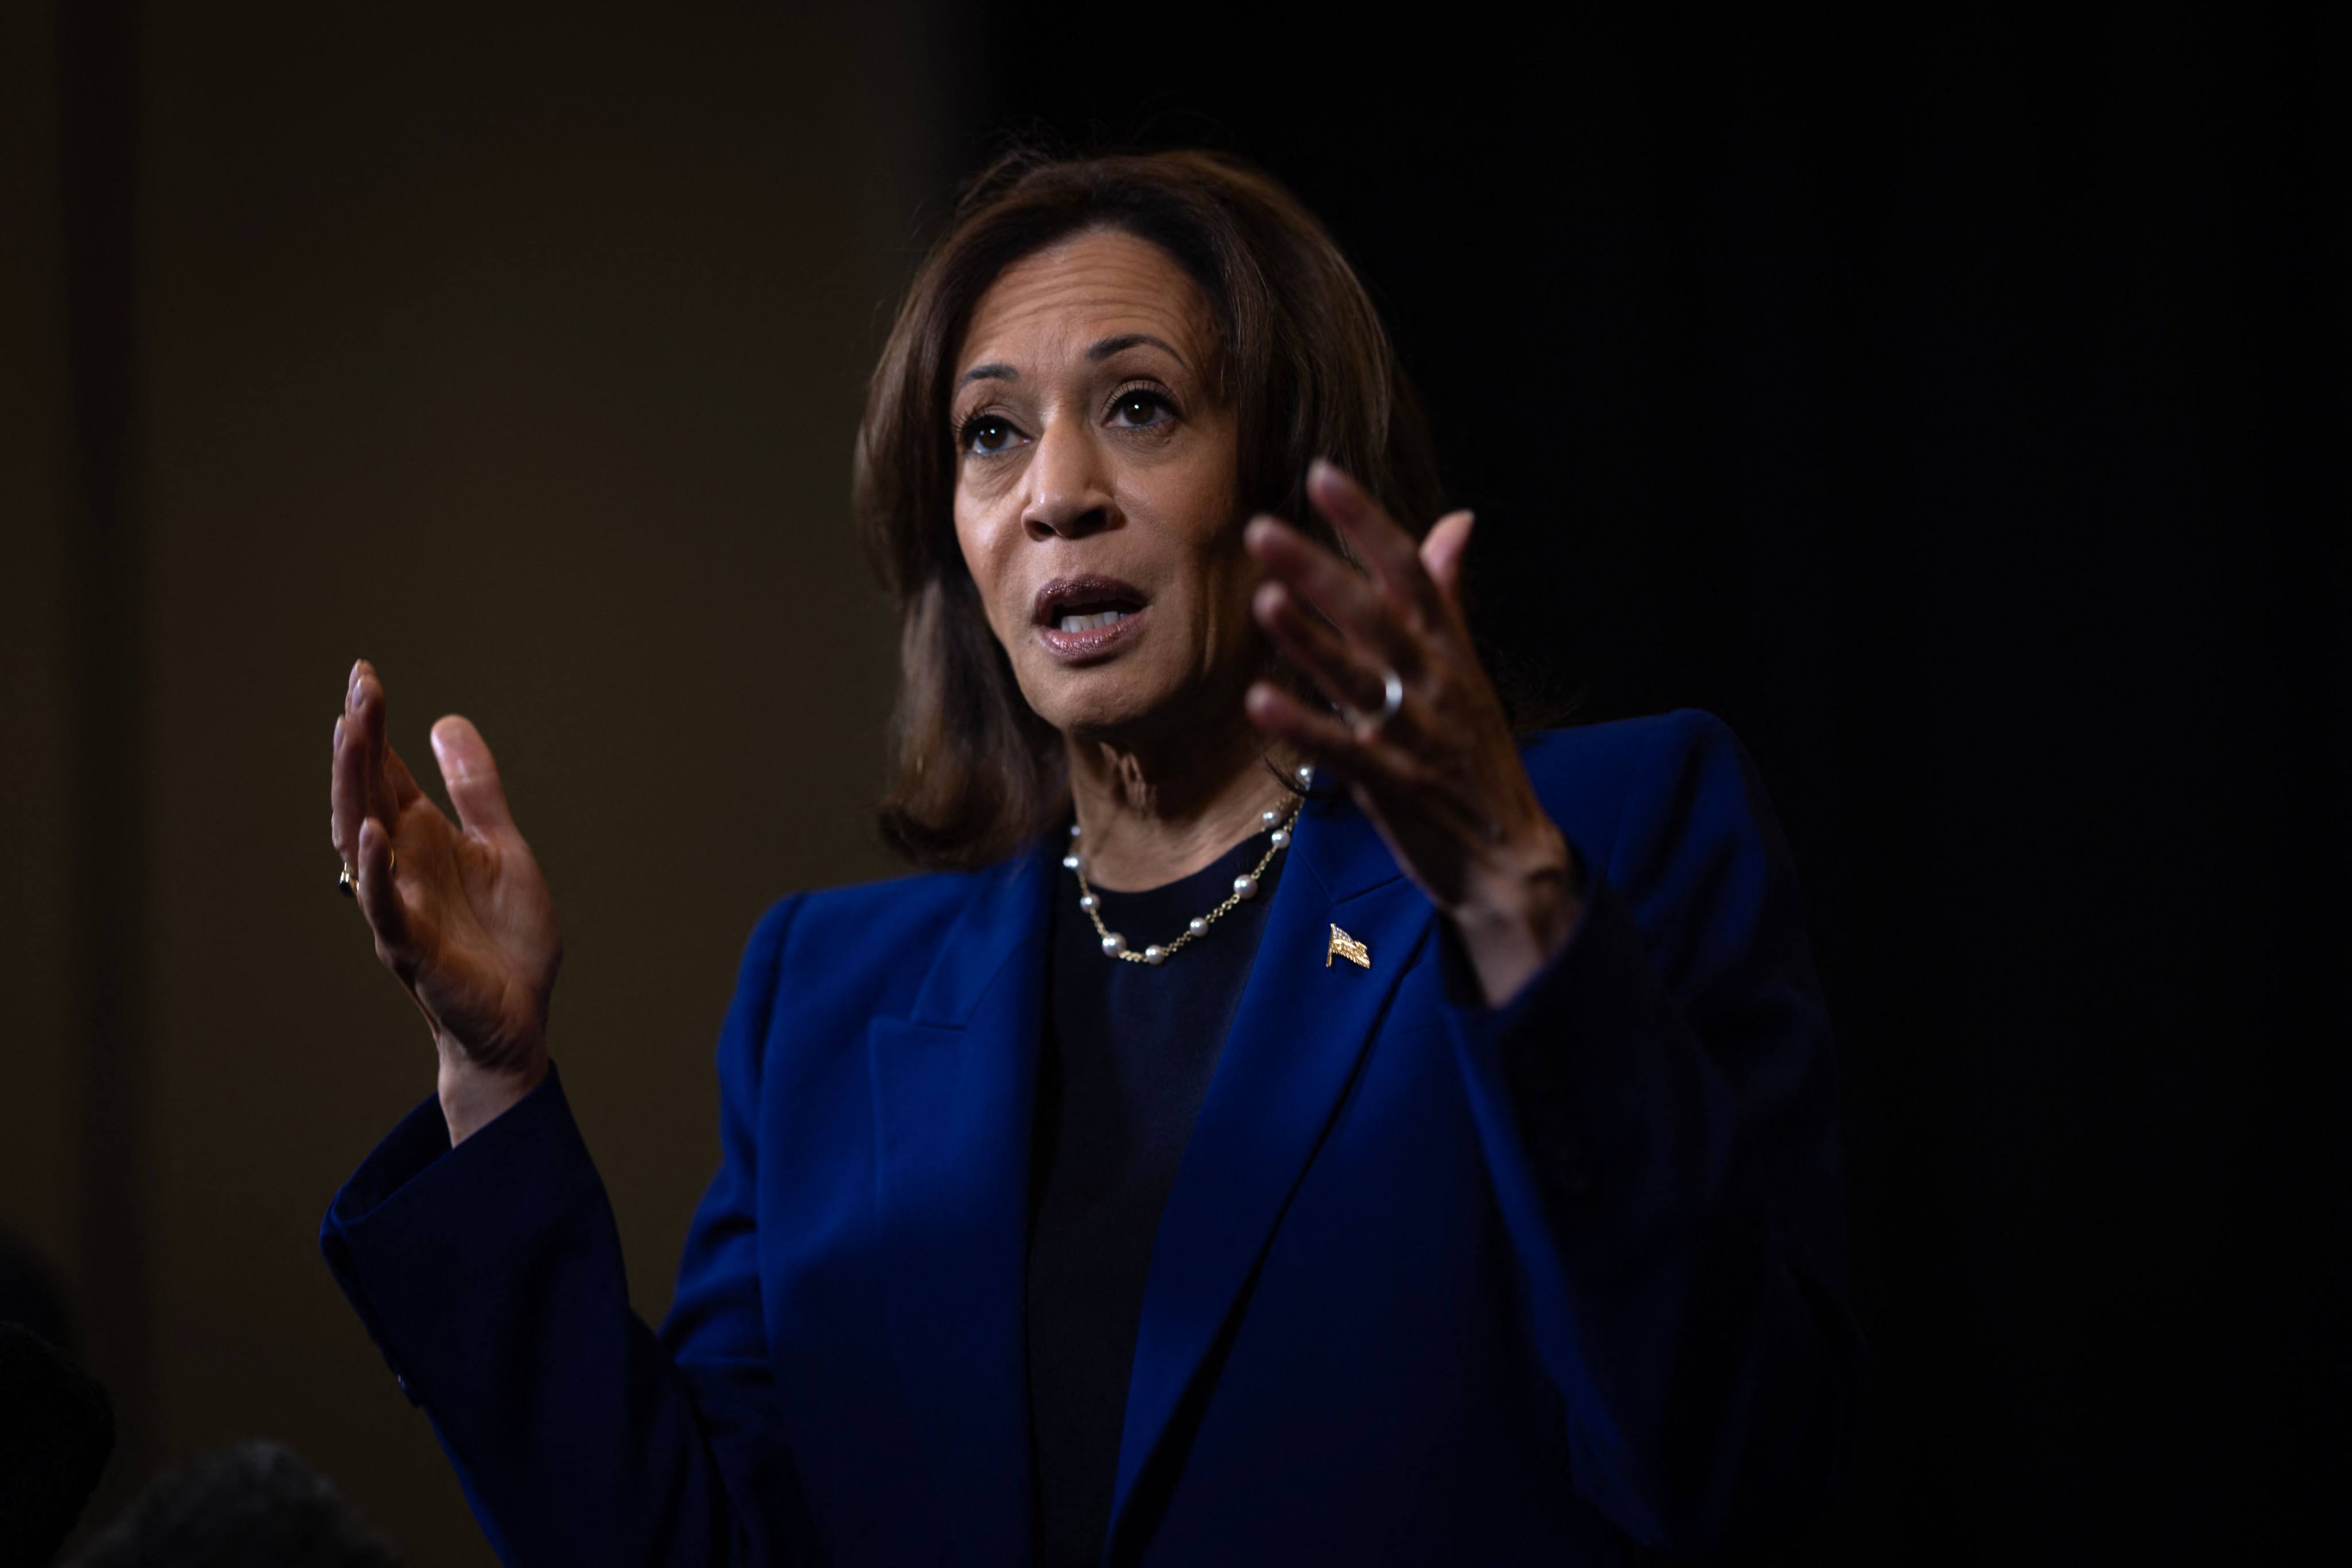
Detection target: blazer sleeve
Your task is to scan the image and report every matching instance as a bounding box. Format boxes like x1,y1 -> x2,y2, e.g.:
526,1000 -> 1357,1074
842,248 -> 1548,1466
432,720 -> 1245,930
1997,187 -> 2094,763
1441,710 -> 1863,1554
318,895 -> 813,1568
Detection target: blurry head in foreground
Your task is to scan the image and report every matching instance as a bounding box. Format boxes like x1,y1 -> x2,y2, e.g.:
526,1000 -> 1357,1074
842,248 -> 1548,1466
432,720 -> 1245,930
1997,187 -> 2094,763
0,1320 -> 113,1568
68,1442 -> 400,1568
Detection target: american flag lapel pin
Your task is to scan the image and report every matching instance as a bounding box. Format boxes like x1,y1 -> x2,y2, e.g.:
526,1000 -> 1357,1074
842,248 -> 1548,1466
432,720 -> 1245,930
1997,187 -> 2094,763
1327,924 -> 1370,970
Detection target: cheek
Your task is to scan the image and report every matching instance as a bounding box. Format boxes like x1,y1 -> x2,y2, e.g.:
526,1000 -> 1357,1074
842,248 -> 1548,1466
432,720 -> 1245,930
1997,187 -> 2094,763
951,497 -> 1017,642
1203,538 -> 1264,654
1182,480 -> 1253,609
1141,431 -> 1245,596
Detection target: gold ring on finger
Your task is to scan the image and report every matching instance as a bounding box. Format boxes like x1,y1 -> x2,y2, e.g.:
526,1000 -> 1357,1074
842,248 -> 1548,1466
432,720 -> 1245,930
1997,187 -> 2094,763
335,846 -> 395,897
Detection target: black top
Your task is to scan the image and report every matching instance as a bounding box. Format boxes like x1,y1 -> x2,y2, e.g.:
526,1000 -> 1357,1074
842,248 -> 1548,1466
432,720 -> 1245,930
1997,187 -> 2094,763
1026,821 -> 1290,1568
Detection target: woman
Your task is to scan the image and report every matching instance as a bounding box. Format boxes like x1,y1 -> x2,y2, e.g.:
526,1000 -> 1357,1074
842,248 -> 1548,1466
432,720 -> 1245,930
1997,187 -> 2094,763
321,150 -> 1859,1566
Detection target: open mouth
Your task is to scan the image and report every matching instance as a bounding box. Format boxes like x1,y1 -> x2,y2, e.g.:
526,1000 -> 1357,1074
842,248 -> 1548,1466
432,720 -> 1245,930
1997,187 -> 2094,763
1033,574 -> 1150,658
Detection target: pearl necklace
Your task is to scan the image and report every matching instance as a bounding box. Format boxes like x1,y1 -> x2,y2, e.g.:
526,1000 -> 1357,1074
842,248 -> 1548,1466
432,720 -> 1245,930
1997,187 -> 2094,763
1063,766 -> 1311,965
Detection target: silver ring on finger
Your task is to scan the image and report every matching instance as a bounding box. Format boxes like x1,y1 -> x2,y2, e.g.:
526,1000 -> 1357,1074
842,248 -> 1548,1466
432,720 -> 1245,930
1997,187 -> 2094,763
1344,665 -> 1406,736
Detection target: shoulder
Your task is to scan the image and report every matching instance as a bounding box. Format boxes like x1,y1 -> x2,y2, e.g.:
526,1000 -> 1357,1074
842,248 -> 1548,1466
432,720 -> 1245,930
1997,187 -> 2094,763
729,862 -> 1002,1027
1515,709 -> 1760,878
1516,707 -> 1741,787
750,863 -> 999,968
788,864 -> 994,943
1524,709 -> 1808,1001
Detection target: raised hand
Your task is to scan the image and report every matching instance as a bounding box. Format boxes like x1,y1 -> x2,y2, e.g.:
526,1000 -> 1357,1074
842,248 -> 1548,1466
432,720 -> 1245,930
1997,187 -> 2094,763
1242,461 -> 1583,1006
330,659 -> 559,1141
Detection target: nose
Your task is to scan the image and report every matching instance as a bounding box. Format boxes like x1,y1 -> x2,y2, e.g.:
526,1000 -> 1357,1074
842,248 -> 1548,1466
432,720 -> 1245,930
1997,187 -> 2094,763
1020,419 -> 1117,541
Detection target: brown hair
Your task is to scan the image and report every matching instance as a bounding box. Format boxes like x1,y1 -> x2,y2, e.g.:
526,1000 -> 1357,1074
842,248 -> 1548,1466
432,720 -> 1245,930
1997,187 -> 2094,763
855,148 -> 1443,870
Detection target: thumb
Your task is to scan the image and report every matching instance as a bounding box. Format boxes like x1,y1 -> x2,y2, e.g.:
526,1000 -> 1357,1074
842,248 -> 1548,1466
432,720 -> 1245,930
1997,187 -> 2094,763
430,715 -> 517,837
1419,509 -> 1476,608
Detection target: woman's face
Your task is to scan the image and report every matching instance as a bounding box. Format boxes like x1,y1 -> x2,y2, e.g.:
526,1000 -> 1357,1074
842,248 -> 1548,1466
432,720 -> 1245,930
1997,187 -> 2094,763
951,228 -> 1256,744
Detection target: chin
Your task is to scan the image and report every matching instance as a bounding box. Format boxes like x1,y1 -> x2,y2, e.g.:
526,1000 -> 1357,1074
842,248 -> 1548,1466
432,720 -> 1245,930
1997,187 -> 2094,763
1018,662 -> 1180,741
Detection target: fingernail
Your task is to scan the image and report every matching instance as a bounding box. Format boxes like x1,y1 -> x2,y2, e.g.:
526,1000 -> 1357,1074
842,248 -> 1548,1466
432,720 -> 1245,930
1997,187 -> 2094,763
334,716 -> 345,751
349,659 -> 363,692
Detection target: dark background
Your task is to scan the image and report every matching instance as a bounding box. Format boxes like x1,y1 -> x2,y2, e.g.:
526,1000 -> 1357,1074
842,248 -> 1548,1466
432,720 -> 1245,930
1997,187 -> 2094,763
6,4 -> 2345,1562
961,9 -> 2350,1559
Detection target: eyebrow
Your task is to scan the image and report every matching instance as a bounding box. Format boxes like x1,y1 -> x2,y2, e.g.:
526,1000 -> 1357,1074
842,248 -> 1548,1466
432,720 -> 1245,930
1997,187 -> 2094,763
1087,333 -> 1187,367
952,334 -> 1189,389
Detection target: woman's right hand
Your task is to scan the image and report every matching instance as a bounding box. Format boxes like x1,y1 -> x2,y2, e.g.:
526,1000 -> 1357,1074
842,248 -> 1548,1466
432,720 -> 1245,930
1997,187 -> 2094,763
331,659 -> 561,1143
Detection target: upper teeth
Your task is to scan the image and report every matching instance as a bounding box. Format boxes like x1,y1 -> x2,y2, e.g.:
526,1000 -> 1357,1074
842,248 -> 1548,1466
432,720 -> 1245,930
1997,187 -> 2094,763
1059,609 -> 1129,632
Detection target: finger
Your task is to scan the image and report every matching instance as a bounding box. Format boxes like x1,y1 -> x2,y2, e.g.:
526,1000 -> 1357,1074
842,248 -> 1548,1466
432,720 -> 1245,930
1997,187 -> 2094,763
1244,678 -> 1374,776
1418,511 -> 1476,612
381,740 -> 427,813
1245,514 -> 1422,669
354,814 -> 413,955
332,699 -> 370,863
349,661 -> 429,816
334,657 -> 363,836
431,715 -> 517,837
1245,681 -> 1435,809
1249,678 -> 1494,858
1307,459 -> 1445,619
349,662 -> 393,829
1253,580 -> 1400,722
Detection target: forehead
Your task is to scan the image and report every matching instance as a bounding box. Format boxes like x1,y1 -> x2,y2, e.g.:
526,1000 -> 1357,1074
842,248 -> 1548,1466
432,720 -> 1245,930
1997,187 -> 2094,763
958,229 -> 1214,372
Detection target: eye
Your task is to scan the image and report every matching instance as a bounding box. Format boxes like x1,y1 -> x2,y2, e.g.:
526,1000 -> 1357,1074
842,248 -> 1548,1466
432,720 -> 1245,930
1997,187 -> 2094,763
959,413 -> 1025,457
1109,388 -> 1175,429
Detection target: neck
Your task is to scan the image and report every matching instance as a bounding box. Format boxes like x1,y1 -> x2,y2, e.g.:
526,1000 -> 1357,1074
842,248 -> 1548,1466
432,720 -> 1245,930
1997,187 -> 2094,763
1064,716 -> 1297,893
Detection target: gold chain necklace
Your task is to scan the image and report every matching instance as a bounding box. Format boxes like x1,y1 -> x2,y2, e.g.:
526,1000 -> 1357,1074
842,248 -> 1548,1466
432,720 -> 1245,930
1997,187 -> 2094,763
1063,770 -> 1310,965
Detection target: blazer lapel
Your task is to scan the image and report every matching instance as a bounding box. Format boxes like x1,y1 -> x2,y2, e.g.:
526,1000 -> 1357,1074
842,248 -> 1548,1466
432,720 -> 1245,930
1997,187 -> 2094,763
868,843 -> 1052,1565
1106,797 -> 1435,1550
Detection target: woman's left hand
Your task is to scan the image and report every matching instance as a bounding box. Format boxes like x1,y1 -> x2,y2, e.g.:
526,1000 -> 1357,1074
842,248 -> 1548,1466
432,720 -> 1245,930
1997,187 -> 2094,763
1243,459 -> 1583,1007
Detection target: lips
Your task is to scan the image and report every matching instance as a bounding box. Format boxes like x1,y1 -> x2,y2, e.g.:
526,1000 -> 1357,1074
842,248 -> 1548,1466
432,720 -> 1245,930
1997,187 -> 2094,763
1033,574 -> 1150,661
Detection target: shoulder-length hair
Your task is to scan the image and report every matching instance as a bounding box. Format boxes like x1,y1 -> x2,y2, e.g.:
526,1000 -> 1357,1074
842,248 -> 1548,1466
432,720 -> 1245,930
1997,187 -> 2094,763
855,148 -> 1443,871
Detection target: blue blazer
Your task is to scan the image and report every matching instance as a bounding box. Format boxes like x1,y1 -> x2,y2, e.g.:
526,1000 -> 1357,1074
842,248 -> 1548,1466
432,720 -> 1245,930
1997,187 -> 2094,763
322,710 -> 1860,1566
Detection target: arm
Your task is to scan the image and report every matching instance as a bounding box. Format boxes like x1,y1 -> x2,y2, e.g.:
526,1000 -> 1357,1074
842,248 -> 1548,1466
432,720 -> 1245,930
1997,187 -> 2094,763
319,897 -> 813,1567
1241,472 -> 1856,1551
1443,712 -> 1859,1551
320,661 -> 818,1563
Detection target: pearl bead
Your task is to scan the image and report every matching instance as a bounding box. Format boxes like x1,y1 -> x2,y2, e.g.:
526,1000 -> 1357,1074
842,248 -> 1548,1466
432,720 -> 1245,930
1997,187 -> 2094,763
1261,808 -> 1283,827
1079,893 -> 1099,912
1268,828 -> 1289,849
1233,874 -> 1257,899
1144,945 -> 1167,965
1188,916 -> 1208,935
1100,932 -> 1127,956
1062,853 -> 1084,872
1296,764 -> 1314,785
1068,821 -> 1082,838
